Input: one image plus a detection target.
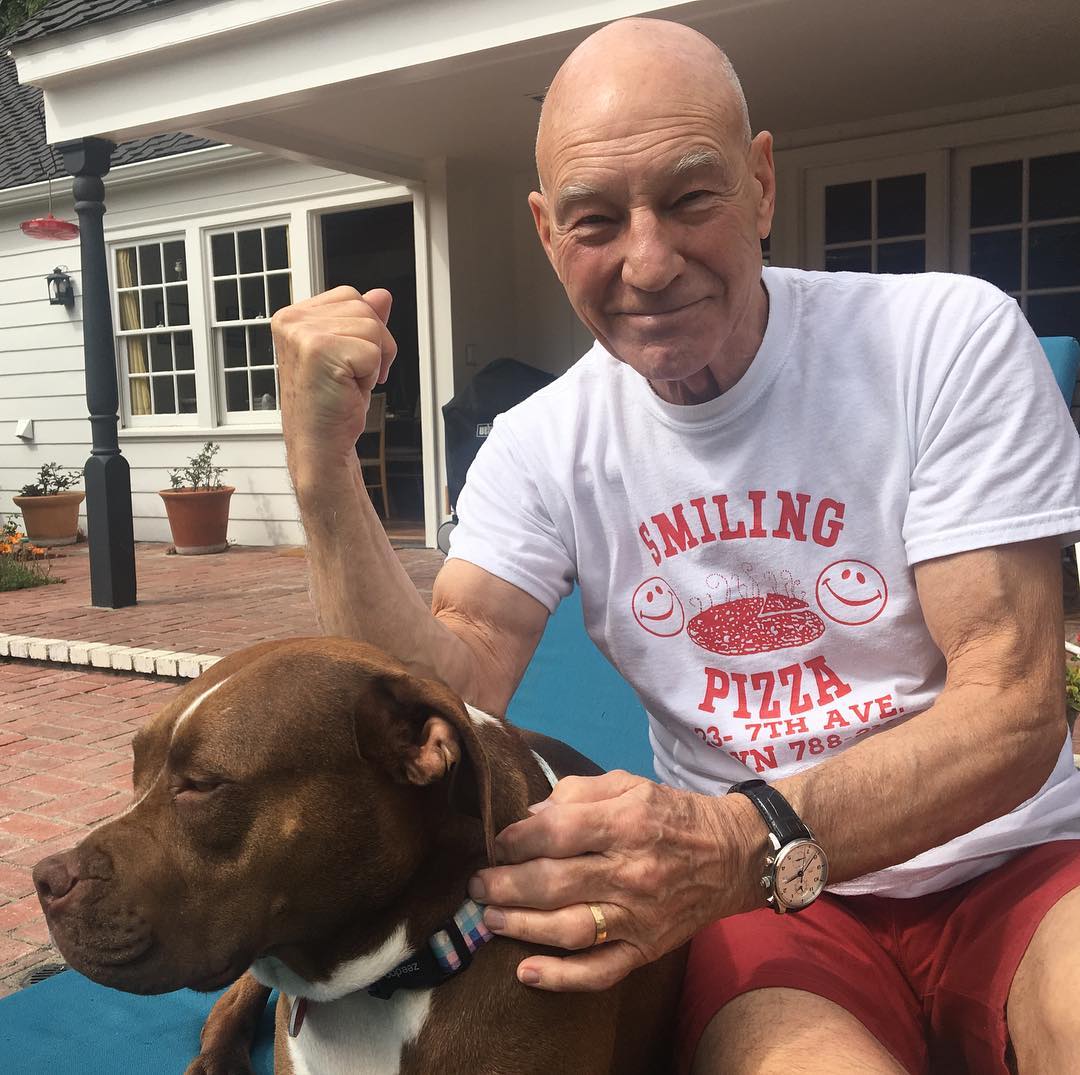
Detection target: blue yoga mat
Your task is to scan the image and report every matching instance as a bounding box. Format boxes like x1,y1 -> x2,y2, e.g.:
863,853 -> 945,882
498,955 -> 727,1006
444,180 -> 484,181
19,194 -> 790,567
0,969 -> 277,1074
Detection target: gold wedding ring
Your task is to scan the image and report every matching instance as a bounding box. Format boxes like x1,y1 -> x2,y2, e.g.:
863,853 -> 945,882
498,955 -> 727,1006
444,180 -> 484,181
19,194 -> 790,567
588,902 -> 609,946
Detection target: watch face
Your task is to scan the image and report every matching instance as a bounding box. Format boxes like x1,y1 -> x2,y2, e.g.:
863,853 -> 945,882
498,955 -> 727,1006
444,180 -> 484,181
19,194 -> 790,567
774,840 -> 828,910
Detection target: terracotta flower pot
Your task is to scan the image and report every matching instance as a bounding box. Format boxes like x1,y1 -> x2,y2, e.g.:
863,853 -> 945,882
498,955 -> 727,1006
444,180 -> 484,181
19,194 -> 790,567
13,491 -> 85,546
158,487 -> 234,555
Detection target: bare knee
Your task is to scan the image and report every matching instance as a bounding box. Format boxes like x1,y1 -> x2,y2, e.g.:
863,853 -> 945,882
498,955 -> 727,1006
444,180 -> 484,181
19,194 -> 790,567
1008,888 -> 1080,1072
691,988 -> 909,1075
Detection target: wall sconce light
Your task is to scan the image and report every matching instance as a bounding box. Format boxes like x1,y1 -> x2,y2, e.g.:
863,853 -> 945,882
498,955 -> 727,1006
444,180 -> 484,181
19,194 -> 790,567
47,266 -> 75,308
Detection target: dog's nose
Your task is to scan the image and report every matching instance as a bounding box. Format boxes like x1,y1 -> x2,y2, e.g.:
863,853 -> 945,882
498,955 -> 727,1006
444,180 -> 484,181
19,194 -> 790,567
33,851 -> 80,907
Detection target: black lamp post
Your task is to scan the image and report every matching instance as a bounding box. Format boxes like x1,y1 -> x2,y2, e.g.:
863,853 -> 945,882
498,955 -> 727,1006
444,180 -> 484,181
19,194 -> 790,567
46,266 -> 75,308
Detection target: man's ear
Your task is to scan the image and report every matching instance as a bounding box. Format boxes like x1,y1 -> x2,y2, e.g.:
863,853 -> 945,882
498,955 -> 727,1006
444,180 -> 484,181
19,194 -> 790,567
528,190 -> 558,273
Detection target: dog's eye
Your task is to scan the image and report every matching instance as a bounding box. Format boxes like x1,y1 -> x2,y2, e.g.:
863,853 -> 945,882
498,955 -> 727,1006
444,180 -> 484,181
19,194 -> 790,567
174,778 -> 224,799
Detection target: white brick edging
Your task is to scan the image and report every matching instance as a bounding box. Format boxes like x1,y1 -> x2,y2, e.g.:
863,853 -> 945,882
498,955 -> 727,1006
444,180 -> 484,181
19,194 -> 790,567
0,633 -> 220,680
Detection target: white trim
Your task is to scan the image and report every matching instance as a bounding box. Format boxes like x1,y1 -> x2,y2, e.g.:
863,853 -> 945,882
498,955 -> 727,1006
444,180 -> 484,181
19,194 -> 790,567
0,633 -> 220,678
12,0 -> 702,145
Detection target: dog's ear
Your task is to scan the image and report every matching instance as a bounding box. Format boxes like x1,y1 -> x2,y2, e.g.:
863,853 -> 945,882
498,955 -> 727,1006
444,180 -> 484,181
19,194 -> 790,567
361,671 -> 526,867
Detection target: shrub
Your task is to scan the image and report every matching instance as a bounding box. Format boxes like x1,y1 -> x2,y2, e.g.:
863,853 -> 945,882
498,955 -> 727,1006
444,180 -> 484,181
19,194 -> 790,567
19,461 -> 80,497
168,442 -> 227,491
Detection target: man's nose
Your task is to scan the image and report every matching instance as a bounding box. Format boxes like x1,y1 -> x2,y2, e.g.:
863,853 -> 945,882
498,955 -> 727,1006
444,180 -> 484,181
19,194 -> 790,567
620,211 -> 683,293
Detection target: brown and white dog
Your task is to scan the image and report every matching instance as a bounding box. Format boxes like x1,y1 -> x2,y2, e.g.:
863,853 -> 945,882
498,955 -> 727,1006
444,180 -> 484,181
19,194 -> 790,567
33,638 -> 685,1074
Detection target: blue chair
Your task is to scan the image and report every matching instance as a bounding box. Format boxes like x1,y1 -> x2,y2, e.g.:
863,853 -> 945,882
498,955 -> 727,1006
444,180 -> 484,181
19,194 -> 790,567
1038,337 -> 1080,588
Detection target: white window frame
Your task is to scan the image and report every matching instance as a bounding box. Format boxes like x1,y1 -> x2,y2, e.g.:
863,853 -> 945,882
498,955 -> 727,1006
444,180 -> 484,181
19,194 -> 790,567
804,151 -> 949,273
204,218 -> 293,427
110,233 -> 202,429
951,131 -> 1080,312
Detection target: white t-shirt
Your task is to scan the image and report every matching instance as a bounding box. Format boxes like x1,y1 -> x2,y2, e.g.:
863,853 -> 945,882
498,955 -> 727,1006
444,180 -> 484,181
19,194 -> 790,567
448,267 -> 1080,897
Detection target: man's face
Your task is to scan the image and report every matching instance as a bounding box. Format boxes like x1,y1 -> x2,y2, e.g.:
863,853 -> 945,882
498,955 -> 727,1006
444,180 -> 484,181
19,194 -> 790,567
530,106 -> 775,388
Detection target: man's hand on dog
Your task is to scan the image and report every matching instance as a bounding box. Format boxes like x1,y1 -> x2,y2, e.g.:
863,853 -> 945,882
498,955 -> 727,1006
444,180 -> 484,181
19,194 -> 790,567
469,771 -> 762,991
272,285 -> 397,479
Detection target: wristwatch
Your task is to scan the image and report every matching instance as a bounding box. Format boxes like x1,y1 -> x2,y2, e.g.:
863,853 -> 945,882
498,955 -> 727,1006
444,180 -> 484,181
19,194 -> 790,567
728,779 -> 829,913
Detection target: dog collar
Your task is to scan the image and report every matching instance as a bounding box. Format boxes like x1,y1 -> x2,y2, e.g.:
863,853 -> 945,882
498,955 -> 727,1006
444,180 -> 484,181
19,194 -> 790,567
290,748 -> 559,1030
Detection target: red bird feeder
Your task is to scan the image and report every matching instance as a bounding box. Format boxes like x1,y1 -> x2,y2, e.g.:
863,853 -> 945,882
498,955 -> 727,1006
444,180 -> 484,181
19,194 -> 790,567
20,212 -> 80,240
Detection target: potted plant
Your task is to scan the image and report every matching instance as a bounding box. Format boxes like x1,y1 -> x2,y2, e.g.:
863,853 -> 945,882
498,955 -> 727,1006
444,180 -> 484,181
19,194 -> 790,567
12,462 -> 85,546
1067,657 -> 1080,735
158,442 -> 234,555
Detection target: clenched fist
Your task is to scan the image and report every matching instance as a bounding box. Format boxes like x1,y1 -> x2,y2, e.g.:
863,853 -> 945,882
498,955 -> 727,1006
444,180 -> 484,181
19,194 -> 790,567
271,286 -> 398,480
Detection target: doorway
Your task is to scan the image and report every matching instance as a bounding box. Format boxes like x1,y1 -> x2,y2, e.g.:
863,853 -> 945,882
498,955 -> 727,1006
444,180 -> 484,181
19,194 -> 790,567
320,202 -> 424,541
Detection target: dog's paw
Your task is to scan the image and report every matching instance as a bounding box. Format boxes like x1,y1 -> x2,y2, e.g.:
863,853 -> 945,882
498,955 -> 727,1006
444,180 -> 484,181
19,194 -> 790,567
183,1048 -> 256,1075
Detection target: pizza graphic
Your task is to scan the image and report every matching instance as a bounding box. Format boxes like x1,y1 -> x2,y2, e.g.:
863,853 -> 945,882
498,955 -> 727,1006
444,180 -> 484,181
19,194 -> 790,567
687,592 -> 826,655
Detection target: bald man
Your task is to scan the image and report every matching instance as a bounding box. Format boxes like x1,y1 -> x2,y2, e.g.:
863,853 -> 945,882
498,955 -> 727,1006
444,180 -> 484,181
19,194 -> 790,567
272,17 -> 1080,1074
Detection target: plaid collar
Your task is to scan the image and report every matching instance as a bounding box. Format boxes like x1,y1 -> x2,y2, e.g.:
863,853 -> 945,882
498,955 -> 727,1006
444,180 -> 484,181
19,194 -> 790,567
289,749 -> 558,1033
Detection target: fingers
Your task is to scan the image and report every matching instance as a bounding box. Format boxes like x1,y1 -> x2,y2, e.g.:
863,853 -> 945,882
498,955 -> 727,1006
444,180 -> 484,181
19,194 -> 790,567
495,801 -> 618,864
470,853 -> 602,909
484,900 -> 607,951
515,943 -> 643,993
538,769 -> 647,808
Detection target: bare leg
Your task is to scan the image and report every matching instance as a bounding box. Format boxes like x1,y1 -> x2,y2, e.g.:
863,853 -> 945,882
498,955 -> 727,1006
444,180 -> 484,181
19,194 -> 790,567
184,972 -> 272,1075
1007,885 -> 1080,1073
691,987 -> 910,1075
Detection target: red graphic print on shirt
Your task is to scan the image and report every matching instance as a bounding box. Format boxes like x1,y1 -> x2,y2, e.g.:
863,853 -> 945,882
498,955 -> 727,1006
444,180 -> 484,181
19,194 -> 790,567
631,576 -> 685,637
815,559 -> 889,626
687,591 -> 826,655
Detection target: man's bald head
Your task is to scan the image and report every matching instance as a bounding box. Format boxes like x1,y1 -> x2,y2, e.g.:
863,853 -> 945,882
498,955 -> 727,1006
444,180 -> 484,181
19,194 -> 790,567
535,19 -> 751,191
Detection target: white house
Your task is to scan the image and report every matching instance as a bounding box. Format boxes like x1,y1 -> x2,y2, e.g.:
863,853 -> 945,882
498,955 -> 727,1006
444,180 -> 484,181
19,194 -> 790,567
3,0 -> 1079,551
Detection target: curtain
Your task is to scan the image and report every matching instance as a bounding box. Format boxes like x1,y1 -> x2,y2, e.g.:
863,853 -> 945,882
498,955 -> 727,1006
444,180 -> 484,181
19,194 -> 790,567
117,249 -> 151,416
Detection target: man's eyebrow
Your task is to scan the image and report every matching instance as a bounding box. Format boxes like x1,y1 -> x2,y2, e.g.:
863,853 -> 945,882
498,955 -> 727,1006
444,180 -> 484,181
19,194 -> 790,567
671,147 -> 725,176
554,182 -> 603,218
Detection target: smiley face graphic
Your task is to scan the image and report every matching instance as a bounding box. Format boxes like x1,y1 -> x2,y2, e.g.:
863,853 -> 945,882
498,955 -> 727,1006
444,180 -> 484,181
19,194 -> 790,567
631,576 -> 685,637
815,560 -> 888,626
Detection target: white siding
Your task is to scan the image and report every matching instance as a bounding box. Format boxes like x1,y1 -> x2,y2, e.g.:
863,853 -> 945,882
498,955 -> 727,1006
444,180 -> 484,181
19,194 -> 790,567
0,149 -> 390,546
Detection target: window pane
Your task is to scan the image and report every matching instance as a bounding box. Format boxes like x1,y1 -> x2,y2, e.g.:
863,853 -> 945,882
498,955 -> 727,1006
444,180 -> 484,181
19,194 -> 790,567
223,327 -> 247,368
970,160 -> 1022,227
177,375 -> 197,414
825,245 -> 872,273
877,240 -> 925,274
149,334 -> 173,373
251,367 -> 277,410
118,290 -> 142,331
211,232 -> 236,277
1030,151 -> 1080,222
1027,291 -> 1080,341
265,225 -> 289,271
138,244 -> 163,286
116,247 -> 139,288
152,375 -> 176,415
215,280 -> 240,321
1028,223 -> 1080,290
241,276 -> 265,320
226,370 -> 250,411
238,229 -> 263,274
163,240 -> 187,283
166,284 -> 189,327
129,376 -> 151,416
970,230 -> 1022,292
248,324 -> 274,366
825,181 -> 871,244
142,287 -> 166,329
267,274 -> 292,315
174,331 -> 194,371
877,174 -> 925,239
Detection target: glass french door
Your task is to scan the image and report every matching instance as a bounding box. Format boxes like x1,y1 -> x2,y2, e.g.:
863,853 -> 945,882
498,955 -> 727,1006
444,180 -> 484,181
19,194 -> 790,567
804,153 -> 948,274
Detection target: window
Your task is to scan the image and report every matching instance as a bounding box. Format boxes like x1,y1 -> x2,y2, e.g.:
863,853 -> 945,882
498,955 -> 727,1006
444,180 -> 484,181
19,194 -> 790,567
208,223 -> 293,416
965,149 -> 1080,342
114,239 -> 195,418
804,154 -> 947,275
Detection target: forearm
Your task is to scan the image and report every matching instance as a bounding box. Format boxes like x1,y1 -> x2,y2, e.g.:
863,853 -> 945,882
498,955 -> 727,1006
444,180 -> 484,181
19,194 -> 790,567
291,454 -> 478,692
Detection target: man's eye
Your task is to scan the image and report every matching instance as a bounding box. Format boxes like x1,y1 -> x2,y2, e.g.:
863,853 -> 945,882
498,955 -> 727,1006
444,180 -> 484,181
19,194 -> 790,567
675,190 -> 709,207
574,214 -> 611,228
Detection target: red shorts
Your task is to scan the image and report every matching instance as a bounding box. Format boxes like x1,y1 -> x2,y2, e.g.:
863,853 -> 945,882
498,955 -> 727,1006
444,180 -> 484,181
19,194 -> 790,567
676,840 -> 1080,1074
